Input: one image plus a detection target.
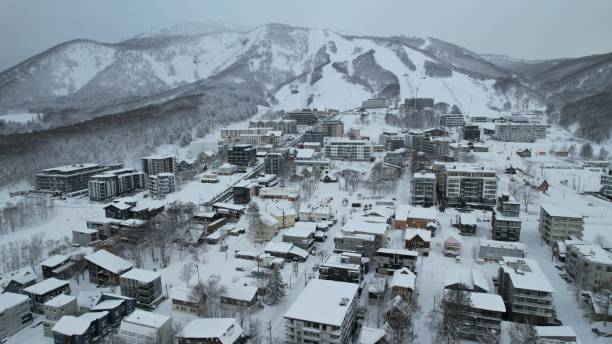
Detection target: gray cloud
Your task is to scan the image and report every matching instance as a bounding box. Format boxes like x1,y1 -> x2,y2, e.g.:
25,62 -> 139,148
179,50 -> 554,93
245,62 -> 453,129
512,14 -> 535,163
1,0 -> 611,71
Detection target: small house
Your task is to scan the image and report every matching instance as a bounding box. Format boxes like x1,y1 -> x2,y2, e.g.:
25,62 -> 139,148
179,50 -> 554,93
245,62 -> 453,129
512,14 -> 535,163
443,231 -> 462,257
171,287 -> 201,316
84,249 -> 134,286
220,283 -> 258,309
389,268 -> 416,301
404,229 -> 431,256
177,318 -> 244,344
41,255 -> 75,280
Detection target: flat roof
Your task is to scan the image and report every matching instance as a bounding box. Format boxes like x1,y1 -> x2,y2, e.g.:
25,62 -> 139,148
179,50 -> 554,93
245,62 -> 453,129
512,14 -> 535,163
120,268 -> 160,283
534,326 -> 576,338
466,292 -> 506,312
44,294 -> 76,307
344,219 -> 387,236
568,243 -> 612,265
479,239 -> 525,251
540,204 -> 582,219
408,207 -> 437,220
376,248 -> 418,257
52,316 -> 90,335
284,279 -> 359,326
41,255 -> 70,268
0,292 -> 30,313
499,257 -> 554,293
122,309 -> 170,329
42,163 -> 100,173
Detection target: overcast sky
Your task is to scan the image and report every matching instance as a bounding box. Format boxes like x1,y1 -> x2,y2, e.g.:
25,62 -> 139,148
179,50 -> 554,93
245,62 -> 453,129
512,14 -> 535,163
2,0 -> 612,71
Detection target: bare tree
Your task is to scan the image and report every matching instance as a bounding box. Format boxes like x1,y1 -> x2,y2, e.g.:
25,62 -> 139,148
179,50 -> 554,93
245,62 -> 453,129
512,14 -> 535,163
435,290 -> 472,344
515,183 -> 538,213
179,262 -> 195,287
580,143 -> 594,160
191,275 -> 227,317
509,322 -> 538,344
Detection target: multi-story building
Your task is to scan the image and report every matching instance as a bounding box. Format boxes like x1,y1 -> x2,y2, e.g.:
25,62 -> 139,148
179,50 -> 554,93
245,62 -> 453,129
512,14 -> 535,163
321,120 -> 344,137
492,194 -> 522,241
141,155 -> 177,176
117,310 -> 174,344
334,232 -> 376,257
538,204 -> 584,245
285,109 -> 319,125
23,278 -> 71,312
249,119 -> 297,134
43,294 -> 78,337
264,152 -> 286,175
404,97 -> 434,110
177,318 -> 243,344
463,125 -> 481,141
601,170 -> 612,199
440,114 -> 465,127
379,132 -> 405,151
437,163 -> 497,206
284,279 -> 359,344
303,130 -> 324,144
318,253 -> 363,284
443,291 -> 506,340
324,138 -> 372,161
412,135 -> 450,159
88,168 -> 146,201
374,248 -> 418,274
478,240 -> 526,262
84,249 -> 134,286
495,123 -> 547,142
498,257 -> 556,325
0,292 -> 32,338
147,172 -> 176,199
228,144 -> 256,168
565,242 -> 612,292
411,172 -> 436,207
362,98 -> 389,109
36,163 -> 120,193
52,316 -> 92,344
120,269 -> 163,309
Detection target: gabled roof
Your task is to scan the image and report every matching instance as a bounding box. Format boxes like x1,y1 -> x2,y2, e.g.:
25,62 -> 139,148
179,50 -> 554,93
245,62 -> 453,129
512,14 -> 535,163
0,292 -> 30,313
23,278 -> 69,295
180,318 -> 242,343
41,255 -> 70,268
84,249 -> 133,274
390,267 -> 416,290
404,228 -> 431,242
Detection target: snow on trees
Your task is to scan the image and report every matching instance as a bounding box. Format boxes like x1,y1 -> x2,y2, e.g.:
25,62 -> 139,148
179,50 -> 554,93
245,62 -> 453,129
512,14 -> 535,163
263,264 -> 286,305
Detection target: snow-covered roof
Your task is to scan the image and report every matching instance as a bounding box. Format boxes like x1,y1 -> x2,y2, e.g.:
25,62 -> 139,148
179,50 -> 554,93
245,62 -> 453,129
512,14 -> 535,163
320,254 -> 361,271
395,204 -> 411,221
264,242 -> 308,258
121,310 -> 170,333
444,230 -> 463,243
344,219 -> 387,236
390,267 -> 416,290
295,148 -> 315,159
222,283 -> 257,302
23,277 -> 69,295
42,163 -> 100,173
213,202 -> 246,211
404,228 -> 431,242
284,279 -> 359,326
52,316 -> 90,335
73,227 -> 98,234
171,287 -> 194,303
567,243 -> 612,265
180,318 -> 242,343
76,291 -> 102,309
44,294 -> 76,308
106,202 -> 132,210
408,207 -> 437,220
535,326 -> 576,339
376,248 -> 418,257
540,204 -> 582,219
41,255 -> 70,268
459,213 -> 477,226
466,292 -> 506,312
0,292 -> 29,313
499,257 -> 555,293
120,268 -> 160,283
91,299 -> 124,311
444,266 -> 489,292
85,249 -> 134,274
359,327 -> 386,344
479,239 -> 525,251
284,222 -> 317,238
79,311 -> 108,322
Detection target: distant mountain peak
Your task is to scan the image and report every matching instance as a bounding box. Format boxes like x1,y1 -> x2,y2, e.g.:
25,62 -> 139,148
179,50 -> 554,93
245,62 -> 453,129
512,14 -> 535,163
131,20 -> 251,40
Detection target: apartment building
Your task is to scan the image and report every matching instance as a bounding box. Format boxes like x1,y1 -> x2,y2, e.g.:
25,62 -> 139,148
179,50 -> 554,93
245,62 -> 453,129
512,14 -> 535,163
249,119 -> 297,134
43,294 -> 78,337
334,232 -> 376,257
88,168 -> 146,201
117,310 -> 174,344
228,144 -> 256,168
379,132 -> 405,151
23,278 -> 71,312
463,125 -> 481,141
498,257 -> 556,325
404,97 -> 434,110
0,292 -> 32,338
220,127 -> 271,142
120,269 -> 163,309
318,253 -> 363,284
412,135 -> 450,159
284,279 -> 359,344
147,172 -> 176,199
362,98 -> 389,109
324,138 -> 372,161
478,240 -> 526,262
285,109 -> 319,125
141,155 -> 177,175
495,123 -> 547,142
84,249 -> 134,286
237,131 -> 282,147
374,248 -> 418,274
440,114 -> 465,127
264,152 -> 286,175
411,172 -> 436,207
443,291 -> 506,340
601,170 -> 612,199
492,194 -> 522,241
565,242 -> 612,292
36,163 -> 120,193
437,163 -> 497,206
321,120 -> 344,137
538,204 -> 584,245
303,130 -> 324,144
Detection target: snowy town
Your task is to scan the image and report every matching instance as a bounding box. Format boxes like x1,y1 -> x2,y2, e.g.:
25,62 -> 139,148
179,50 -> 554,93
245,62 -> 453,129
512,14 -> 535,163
0,97 -> 611,344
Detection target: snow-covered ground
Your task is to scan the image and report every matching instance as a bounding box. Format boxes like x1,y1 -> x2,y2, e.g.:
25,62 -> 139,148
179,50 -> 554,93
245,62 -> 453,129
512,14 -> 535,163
0,112 -> 41,123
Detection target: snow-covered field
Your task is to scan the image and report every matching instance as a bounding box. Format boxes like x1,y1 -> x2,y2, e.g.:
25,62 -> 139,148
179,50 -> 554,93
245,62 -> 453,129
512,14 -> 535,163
0,112 -> 40,123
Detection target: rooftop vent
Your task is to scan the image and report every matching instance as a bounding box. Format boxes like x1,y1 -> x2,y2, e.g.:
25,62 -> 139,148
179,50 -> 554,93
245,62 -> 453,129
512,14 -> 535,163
339,297 -> 350,306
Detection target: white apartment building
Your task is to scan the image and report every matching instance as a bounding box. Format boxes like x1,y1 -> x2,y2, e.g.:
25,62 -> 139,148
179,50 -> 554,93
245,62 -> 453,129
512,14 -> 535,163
118,310 -> 173,344
538,204 -> 584,245
495,123 -> 547,142
443,165 -> 497,206
565,242 -> 612,292
284,279 -> 359,344
324,138 -> 372,161
498,257 -> 556,325
141,155 -> 177,175
147,172 -> 176,199
601,169 -> 612,199
411,172 -> 436,207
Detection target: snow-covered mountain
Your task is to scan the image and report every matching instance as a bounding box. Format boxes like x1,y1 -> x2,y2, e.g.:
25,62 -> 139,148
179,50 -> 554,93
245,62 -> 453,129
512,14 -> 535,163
0,22 -> 546,116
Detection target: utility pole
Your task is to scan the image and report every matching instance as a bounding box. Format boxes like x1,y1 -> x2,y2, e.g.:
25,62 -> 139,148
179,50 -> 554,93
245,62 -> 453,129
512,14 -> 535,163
268,321 -> 272,344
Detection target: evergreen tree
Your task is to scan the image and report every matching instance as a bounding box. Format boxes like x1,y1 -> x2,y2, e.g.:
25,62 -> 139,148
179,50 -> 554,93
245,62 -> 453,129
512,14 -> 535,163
264,265 -> 286,305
